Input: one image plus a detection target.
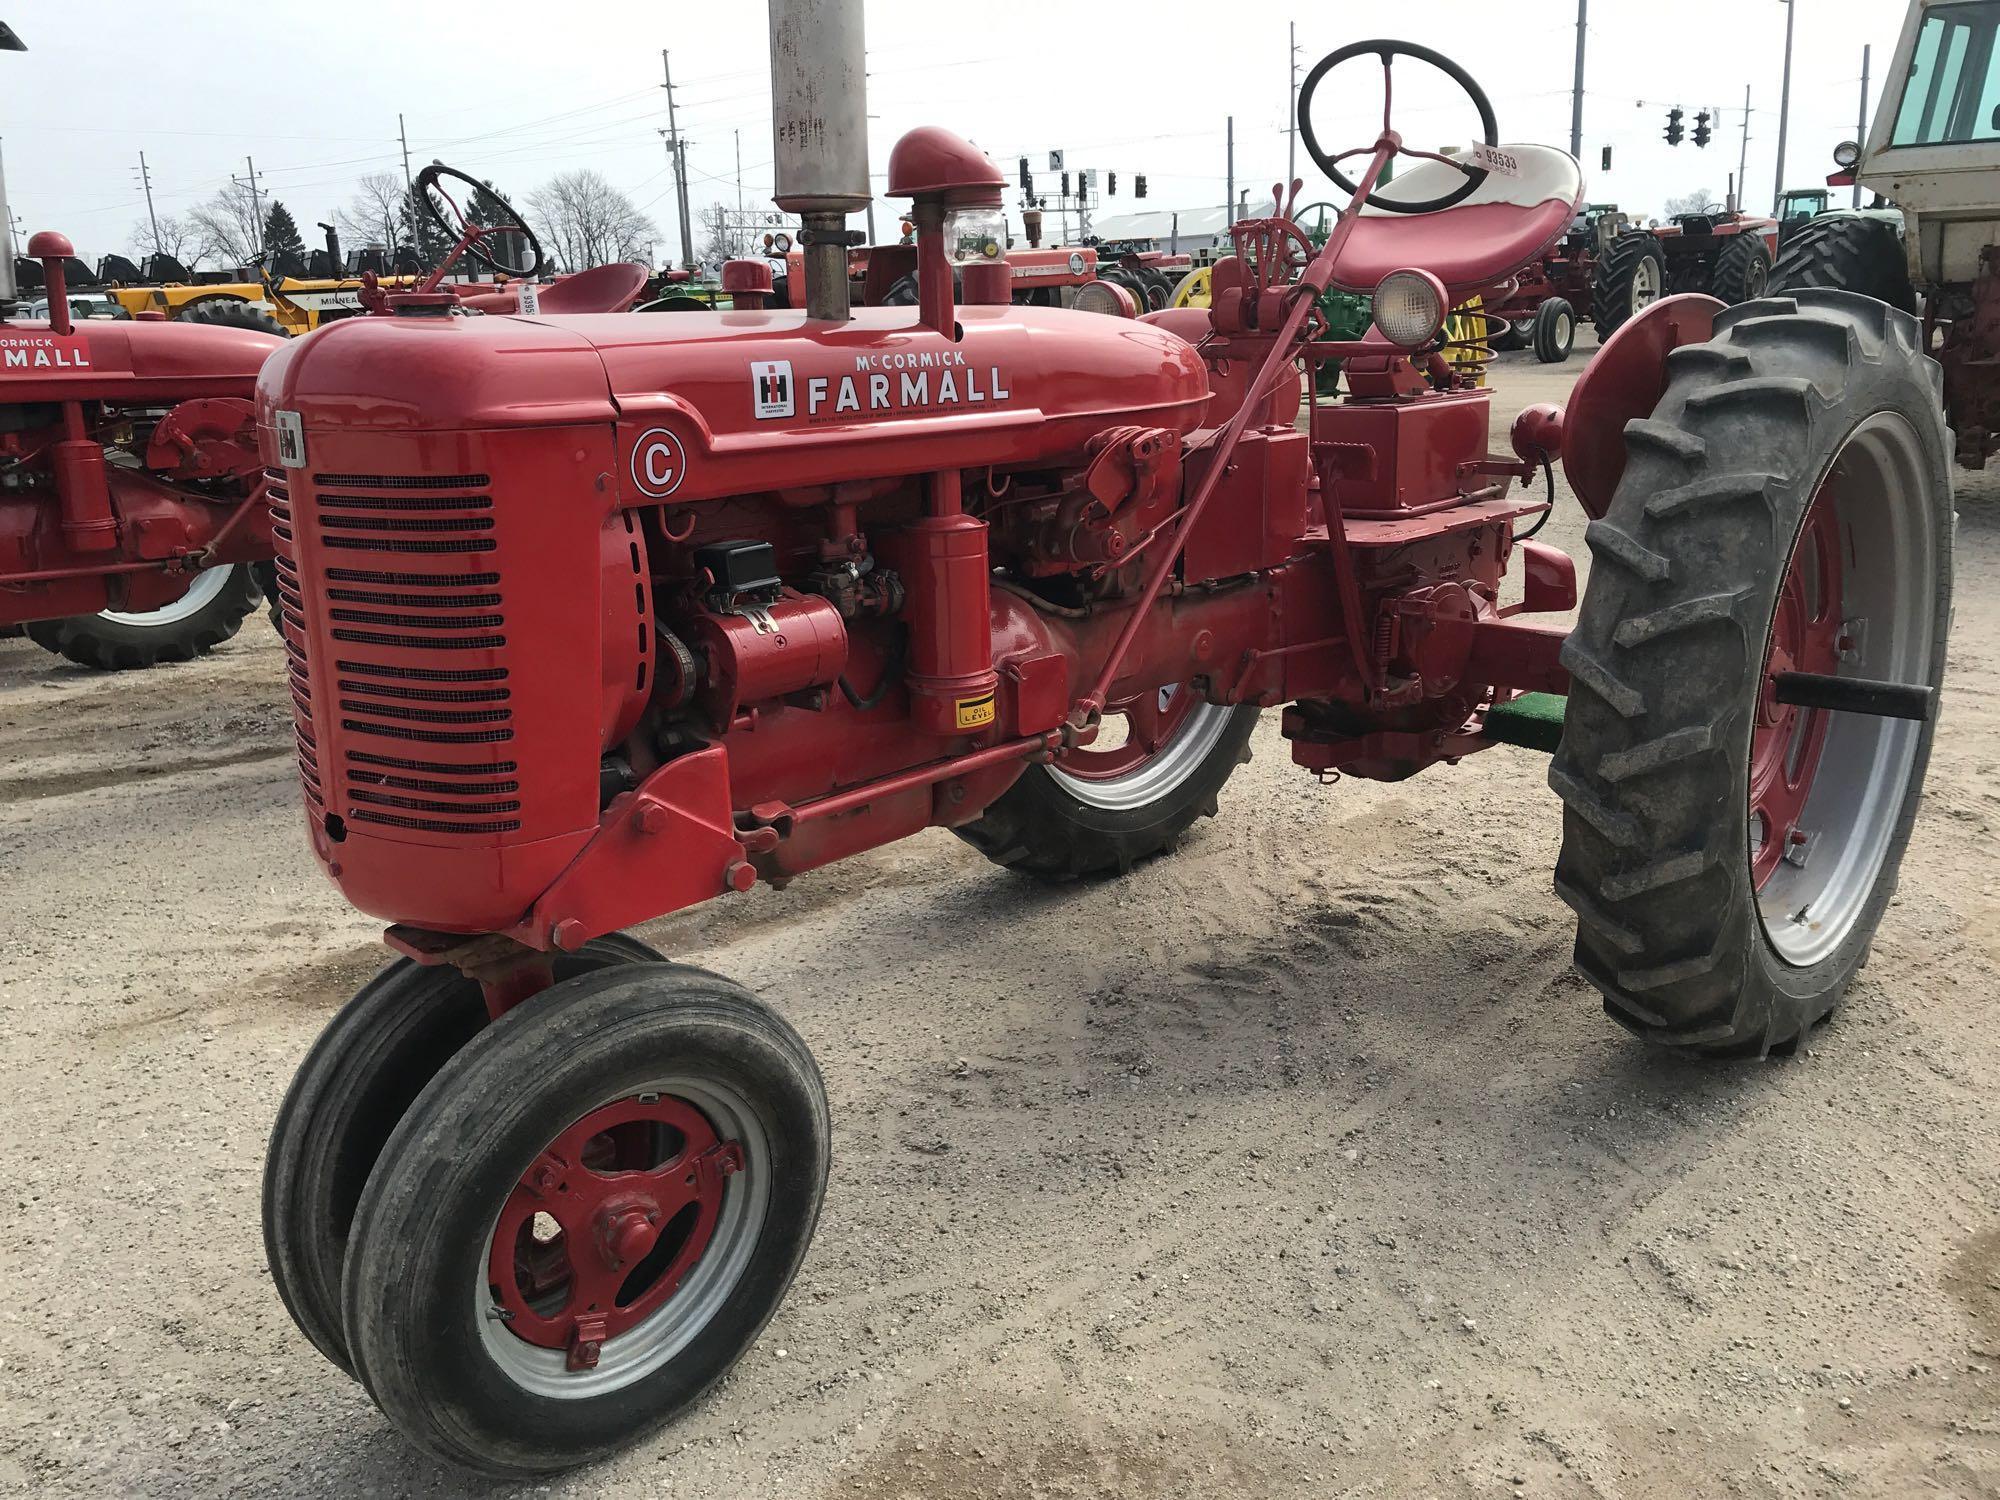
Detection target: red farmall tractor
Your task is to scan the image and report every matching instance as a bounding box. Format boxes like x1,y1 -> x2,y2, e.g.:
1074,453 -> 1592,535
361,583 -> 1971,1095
1592,208 -> 1781,339
252,15 -> 1952,1477
0,163 -> 646,667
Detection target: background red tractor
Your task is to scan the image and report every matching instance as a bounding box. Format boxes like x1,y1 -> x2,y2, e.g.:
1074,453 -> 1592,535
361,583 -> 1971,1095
0,162 -> 648,668
250,12 -> 1951,1478
1592,207 -> 1780,338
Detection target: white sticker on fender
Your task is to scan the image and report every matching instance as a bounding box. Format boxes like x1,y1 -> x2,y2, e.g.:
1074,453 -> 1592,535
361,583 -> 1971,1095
1467,143 -> 1522,178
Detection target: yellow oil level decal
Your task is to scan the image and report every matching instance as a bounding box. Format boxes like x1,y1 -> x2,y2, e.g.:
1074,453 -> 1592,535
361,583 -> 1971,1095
955,692 -> 996,730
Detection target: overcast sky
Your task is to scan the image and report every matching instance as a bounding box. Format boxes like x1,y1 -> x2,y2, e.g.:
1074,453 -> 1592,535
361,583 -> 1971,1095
2,0 -> 1906,265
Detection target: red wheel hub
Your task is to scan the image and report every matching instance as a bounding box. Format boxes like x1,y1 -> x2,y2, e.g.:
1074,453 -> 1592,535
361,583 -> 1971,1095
1060,685 -> 1198,780
489,1094 -> 742,1371
1750,484 -> 1845,889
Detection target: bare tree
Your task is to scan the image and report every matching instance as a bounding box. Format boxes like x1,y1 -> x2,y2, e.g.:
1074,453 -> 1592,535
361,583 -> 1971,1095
526,170 -> 656,272
129,212 -> 209,269
187,181 -> 264,267
337,171 -> 408,256
1664,188 -> 1724,218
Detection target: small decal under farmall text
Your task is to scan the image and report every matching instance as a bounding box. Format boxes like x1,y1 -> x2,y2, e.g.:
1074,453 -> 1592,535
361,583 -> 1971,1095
0,331 -> 91,372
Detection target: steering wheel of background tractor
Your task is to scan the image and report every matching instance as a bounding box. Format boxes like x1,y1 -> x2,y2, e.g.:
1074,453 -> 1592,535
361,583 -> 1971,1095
414,162 -> 544,279
1297,39 -> 1499,215
1296,201 -> 1342,247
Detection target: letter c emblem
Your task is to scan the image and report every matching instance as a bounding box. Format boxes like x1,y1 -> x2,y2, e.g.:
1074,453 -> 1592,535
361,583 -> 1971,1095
630,427 -> 688,498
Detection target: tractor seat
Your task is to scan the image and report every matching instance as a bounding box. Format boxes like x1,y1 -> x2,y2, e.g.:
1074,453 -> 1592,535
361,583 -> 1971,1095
460,262 -> 653,317
1330,144 -> 1583,298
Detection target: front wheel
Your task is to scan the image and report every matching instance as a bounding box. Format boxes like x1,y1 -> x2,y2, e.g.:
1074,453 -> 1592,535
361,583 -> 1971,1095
1592,232 -> 1665,338
1550,290 -> 1951,1055
25,562 -> 262,670
341,963 -> 829,1476
956,685 -> 1258,880
1532,297 -> 1576,363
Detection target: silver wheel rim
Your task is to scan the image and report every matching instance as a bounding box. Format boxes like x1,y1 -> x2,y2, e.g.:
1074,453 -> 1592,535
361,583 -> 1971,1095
475,1075 -> 771,1400
97,564 -> 236,628
1631,258 -> 1660,315
1049,685 -> 1237,811
1754,413 -> 1936,967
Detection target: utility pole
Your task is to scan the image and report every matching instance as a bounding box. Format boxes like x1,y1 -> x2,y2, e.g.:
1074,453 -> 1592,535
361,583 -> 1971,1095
1569,0 -> 1588,160
1735,85 -> 1752,213
661,49 -> 695,270
398,112 -> 424,262
135,151 -> 161,252
1287,21 -> 1299,189
1773,0 -> 1796,215
236,156 -> 266,262
1855,45 -> 1871,208
1226,115 -> 1235,228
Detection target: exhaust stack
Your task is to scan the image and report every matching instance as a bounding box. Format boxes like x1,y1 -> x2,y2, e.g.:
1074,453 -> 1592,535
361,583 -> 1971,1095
768,0 -> 869,321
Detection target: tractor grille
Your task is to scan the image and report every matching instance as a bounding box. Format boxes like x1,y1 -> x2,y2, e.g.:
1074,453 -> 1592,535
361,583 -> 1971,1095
275,465 -> 524,837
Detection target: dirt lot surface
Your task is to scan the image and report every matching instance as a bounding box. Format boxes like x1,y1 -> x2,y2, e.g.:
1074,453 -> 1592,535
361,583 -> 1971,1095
2,345 -> 1997,1500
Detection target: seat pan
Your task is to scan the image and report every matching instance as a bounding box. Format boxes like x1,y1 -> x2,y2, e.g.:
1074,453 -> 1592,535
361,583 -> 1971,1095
458,262 -> 652,316
1330,144 -> 1583,297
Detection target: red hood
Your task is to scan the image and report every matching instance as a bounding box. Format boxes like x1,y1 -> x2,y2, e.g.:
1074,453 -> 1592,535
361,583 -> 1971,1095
0,316 -> 281,403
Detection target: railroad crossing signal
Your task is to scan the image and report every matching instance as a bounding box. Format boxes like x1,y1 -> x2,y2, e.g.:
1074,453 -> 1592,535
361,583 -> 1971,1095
1665,107 -> 1685,146
1692,110 -> 1712,148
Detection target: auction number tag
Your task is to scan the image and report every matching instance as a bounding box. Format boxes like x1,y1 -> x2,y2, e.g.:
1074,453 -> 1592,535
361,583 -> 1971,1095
1467,143 -> 1522,178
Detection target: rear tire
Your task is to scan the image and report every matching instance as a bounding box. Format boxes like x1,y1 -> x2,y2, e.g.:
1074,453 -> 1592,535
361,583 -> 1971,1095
957,687 -> 1258,880
1592,232 -> 1666,338
1532,297 -> 1576,363
25,562 -> 261,670
1769,216 -> 1915,313
262,934 -> 665,1376
1550,290 -> 1951,1056
178,297 -> 288,337
1712,233 -> 1773,305
341,963 -> 829,1475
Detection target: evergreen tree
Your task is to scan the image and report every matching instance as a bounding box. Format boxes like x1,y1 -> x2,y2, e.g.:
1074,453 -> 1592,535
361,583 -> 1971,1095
262,200 -> 307,261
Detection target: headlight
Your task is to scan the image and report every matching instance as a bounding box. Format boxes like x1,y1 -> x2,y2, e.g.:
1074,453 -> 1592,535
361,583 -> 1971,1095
1073,278 -> 1138,318
1371,268 -> 1448,348
772,231 -> 794,255
1833,140 -> 1861,169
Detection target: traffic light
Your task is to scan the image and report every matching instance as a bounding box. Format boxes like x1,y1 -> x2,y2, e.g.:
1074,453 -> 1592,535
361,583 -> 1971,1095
1692,110 -> 1712,148
1135,173 -> 1147,199
1665,107 -> 1684,146
1601,145 -> 1613,172
1061,170 -> 1070,198
1108,170 -> 1117,195
1019,156 -> 1031,192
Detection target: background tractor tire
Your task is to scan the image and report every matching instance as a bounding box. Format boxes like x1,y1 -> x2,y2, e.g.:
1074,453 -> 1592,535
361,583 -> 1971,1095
1550,290 -> 1950,1057
1494,318 -> 1532,352
1712,233 -> 1773,305
957,693 -> 1258,880
263,933 -> 665,1376
1532,297 -> 1576,363
25,563 -> 262,670
1770,216 -> 1916,313
1592,232 -> 1666,338
178,297 -> 287,337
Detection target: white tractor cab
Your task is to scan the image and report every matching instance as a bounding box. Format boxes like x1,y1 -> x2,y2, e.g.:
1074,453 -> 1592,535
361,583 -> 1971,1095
1774,0 -> 2000,465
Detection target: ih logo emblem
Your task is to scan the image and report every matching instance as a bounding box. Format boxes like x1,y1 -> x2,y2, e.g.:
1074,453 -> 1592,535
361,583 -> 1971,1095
751,360 -> 795,419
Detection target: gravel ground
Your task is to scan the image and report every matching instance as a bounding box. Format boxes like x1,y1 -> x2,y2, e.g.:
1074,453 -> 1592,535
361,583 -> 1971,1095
1,344 -> 1997,1499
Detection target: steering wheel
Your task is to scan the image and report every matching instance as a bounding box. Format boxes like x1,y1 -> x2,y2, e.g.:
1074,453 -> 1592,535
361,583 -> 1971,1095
1297,40 -> 1499,215
415,162 -> 544,279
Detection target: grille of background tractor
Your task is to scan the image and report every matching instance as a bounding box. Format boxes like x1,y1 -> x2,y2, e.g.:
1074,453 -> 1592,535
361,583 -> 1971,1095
270,467 -> 524,837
